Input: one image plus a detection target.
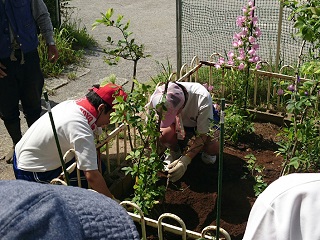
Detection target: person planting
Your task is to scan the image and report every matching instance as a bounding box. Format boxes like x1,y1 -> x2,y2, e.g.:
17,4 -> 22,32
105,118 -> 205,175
13,83 -> 126,199
149,81 -> 219,182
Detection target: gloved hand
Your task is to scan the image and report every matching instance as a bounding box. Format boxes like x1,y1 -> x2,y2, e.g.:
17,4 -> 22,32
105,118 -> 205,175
168,155 -> 191,182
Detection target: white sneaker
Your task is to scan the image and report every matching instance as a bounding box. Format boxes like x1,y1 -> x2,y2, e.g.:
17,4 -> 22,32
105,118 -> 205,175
163,149 -> 181,171
201,152 -> 217,164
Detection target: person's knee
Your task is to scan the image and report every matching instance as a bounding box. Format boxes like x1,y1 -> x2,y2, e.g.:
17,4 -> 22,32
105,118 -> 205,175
203,138 -> 219,155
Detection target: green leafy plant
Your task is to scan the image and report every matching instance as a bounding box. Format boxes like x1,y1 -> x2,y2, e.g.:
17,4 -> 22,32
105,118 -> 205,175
224,105 -> 255,144
59,1 -> 97,50
244,153 -> 267,196
39,0 -> 97,77
150,59 -> 174,86
92,8 -> 151,92
276,0 -> 320,175
111,80 -> 166,214
67,72 -> 77,80
38,27 -> 84,77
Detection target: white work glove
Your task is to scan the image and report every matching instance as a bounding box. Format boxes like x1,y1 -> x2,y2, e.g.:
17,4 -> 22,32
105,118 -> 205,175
168,155 -> 191,182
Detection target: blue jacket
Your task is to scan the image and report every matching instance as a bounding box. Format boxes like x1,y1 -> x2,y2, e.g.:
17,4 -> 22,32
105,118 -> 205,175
0,0 -> 39,58
0,180 -> 140,240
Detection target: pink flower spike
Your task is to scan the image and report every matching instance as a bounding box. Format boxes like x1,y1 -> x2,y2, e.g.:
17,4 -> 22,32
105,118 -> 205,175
256,64 -> 261,70
252,43 -> 259,50
249,36 -> 256,43
252,17 -> 258,25
236,16 -> 245,27
248,49 -> 256,56
242,6 -> 248,13
227,51 -> 234,59
219,58 -> 225,64
240,29 -> 248,37
238,63 -> 245,70
248,0 -> 254,6
208,85 -> 214,91
239,52 -> 246,60
232,42 -> 239,48
215,64 -> 221,69
233,33 -> 241,40
227,60 -> 234,66
254,28 -> 262,37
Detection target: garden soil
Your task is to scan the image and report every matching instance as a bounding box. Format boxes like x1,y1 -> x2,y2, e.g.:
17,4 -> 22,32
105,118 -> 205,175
0,1 -> 284,239
147,122 -> 283,240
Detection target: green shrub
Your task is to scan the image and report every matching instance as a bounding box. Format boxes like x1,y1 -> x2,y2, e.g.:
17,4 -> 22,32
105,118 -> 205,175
224,105 -> 255,143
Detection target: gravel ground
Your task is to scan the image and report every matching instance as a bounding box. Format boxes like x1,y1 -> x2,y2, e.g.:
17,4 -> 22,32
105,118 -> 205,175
0,0 -> 176,179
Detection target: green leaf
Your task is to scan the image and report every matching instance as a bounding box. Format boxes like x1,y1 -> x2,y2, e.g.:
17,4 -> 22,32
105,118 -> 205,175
106,8 -> 114,19
288,159 -> 300,169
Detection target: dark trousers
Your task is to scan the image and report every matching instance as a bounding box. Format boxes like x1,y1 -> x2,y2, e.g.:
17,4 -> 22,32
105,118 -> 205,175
0,50 -> 44,144
13,152 -> 88,188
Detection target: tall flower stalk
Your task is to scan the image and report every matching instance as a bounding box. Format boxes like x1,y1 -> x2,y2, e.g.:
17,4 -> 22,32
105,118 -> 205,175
215,0 -> 261,108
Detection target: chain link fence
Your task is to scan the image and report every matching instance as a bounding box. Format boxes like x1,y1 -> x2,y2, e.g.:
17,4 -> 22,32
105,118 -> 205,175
178,0 -> 308,70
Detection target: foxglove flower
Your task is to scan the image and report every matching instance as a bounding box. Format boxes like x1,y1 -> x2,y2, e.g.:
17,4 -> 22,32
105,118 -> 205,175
208,85 -> 214,91
239,63 -> 245,70
227,1 -> 261,70
277,88 -> 284,96
214,1 -> 261,71
288,84 -> 295,92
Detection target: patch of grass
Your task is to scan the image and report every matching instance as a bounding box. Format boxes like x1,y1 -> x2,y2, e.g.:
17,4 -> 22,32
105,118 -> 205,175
67,72 -> 77,80
39,2 -> 97,78
38,28 -> 84,77
60,20 -> 97,50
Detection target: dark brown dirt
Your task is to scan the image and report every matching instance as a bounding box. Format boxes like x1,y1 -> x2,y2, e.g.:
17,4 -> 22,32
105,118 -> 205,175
146,121 -> 283,240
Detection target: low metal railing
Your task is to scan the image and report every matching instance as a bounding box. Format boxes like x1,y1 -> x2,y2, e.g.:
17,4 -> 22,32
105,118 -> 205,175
121,201 -> 231,240
94,121 -> 231,240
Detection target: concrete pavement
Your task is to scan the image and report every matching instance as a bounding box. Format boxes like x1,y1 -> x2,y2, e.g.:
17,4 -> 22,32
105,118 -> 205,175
0,0 -> 176,179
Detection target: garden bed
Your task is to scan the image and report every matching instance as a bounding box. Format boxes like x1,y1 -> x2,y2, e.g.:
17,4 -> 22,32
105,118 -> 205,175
144,121 -> 283,240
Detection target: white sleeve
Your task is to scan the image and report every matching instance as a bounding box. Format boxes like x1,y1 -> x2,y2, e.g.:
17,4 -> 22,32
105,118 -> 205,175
196,95 -> 213,134
242,199 -> 277,240
67,122 -> 98,171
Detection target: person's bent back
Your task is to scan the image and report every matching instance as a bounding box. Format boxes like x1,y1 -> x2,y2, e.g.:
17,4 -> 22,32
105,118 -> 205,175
0,180 -> 140,240
243,173 -> 320,240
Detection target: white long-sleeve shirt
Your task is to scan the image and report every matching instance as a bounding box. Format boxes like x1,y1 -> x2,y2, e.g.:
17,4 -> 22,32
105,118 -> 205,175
243,173 -> 320,240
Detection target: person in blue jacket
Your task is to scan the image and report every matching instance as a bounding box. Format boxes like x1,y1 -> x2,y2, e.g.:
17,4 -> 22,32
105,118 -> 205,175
0,0 -> 59,163
0,180 -> 140,240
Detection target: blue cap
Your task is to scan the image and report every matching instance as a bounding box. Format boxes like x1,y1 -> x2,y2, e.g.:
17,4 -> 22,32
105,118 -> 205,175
0,180 -> 140,240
